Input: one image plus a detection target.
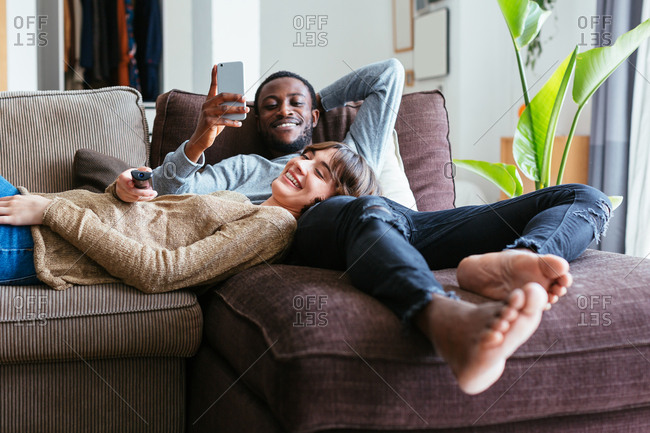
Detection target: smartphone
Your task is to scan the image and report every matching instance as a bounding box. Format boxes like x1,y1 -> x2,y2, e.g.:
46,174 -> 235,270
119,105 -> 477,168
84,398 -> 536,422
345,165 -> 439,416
217,61 -> 246,121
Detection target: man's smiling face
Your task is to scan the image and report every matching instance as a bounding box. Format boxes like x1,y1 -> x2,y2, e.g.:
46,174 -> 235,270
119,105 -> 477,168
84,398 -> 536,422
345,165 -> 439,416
256,77 -> 320,156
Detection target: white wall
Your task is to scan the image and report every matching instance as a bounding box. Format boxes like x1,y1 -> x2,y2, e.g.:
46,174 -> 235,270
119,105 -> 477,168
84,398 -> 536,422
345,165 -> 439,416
400,0 -> 520,205
6,0 -> 260,95
529,0 -> 597,136
6,0 -> 38,90
162,0 -> 194,93
391,0 -> 597,205
5,0 -> 599,205
257,0 -> 512,204
259,0 -> 393,90
255,0 -> 600,205
210,0 -> 260,99
162,0 -> 261,96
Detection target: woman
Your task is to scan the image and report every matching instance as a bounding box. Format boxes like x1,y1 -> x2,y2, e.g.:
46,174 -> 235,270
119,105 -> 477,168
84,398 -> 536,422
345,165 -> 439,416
0,141 -> 379,293
286,184 -> 612,395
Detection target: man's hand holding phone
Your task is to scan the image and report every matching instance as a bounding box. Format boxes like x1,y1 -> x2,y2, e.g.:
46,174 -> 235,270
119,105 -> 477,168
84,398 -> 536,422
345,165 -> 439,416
115,167 -> 158,203
185,62 -> 249,163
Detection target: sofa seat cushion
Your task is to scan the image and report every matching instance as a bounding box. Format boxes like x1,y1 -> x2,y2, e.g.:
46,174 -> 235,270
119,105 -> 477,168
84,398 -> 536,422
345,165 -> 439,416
0,87 -> 149,193
203,250 -> 650,432
0,283 -> 202,364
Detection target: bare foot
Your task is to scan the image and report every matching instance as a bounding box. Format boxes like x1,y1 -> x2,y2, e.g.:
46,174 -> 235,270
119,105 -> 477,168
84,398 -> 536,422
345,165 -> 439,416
416,282 -> 548,395
457,249 -> 572,304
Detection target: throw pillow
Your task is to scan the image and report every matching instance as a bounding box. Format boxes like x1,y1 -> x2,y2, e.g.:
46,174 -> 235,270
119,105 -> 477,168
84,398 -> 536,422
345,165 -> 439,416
73,149 -> 130,193
378,130 -> 418,210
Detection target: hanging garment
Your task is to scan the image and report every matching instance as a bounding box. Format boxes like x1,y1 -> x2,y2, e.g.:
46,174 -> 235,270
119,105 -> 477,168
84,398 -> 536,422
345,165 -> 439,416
64,0 -> 76,72
134,0 -> 162,101
116,0 -> 130,86
125,0 -> 141,91
80,0 -> 122,88
79,0 -> 94,72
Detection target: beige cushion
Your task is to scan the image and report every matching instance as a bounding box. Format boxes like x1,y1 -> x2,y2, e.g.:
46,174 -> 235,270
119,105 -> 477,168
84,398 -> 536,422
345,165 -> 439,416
0,283 -> 201,363
378,129 -> 418,209
0,86 -> 149,193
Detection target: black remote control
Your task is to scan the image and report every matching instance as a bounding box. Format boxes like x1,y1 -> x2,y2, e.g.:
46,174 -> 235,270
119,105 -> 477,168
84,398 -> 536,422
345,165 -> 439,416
131,170 -> 153,189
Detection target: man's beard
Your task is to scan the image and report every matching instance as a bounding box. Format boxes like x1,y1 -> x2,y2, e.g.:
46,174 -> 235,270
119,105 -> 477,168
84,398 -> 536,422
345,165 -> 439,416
263,124 -> 313,155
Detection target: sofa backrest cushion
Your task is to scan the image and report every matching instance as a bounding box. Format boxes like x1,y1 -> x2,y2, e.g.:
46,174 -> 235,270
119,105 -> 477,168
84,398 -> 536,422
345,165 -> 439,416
396,91 -> 456,211
0,87 -> 149,193
151,89 -> 455,211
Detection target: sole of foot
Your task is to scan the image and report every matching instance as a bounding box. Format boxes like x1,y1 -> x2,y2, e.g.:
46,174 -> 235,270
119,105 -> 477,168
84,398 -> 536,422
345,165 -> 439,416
457,249 -> 572,304
426,282 -> 548,395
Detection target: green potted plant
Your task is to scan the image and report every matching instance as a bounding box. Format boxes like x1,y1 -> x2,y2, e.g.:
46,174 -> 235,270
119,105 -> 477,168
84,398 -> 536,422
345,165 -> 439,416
455,0 -> 650,208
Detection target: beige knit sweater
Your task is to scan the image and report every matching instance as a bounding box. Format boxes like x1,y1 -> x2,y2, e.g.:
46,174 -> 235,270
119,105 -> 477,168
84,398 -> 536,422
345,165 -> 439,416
24,184 -> 296,293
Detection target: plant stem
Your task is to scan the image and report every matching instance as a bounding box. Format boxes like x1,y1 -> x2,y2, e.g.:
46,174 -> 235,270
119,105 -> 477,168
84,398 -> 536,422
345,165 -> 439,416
557,103 -> 584,185
515,43 -> 532,107
514,39 -> 542,189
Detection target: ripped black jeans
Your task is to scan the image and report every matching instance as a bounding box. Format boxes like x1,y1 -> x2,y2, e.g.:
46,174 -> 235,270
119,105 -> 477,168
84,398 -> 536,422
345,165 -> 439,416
286,184 -> 612,326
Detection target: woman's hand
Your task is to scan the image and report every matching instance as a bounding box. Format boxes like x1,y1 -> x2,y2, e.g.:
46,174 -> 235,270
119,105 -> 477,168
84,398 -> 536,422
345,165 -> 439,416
0,194 -> 53,225
115,167 -> 158,203
185,64 -> 249,162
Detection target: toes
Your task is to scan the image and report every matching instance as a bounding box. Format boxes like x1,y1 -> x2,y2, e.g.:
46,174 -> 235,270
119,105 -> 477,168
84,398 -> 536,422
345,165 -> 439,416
556,273 -> 572,290
539,254 -> 570,280
521,282 -> 548,314
481,329 -> 504,346
543,254 -> 570,271
550,285 -> 567,297
547,284 -> 567,303
506,288 -> 525,311
499,306 -> 518,322
563,273 -> 573,287
491,318 -> 511,333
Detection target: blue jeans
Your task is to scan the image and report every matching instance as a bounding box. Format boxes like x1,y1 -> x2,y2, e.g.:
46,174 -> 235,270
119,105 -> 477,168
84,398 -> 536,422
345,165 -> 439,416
286,184 -> 612,326
0,175 -> 40,285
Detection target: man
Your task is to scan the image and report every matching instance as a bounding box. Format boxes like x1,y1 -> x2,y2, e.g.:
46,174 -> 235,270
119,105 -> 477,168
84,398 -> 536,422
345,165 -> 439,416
115,59 -> 404,203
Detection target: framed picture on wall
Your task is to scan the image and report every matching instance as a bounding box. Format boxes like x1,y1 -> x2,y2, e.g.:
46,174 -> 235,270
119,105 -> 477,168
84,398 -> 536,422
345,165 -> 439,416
405,70 -> 415,86
393,0 -> 413,53
415,0 -> 443,15
414,7 -> 449,79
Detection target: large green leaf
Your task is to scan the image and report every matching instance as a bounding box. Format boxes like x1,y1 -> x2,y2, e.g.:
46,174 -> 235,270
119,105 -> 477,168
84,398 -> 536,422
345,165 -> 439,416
609,195 -> 623,211
453,159 -> 523,198
513,47 -> 577,184
515,2 -> 551,49
497,0 -> 550,49
573,18 -> 650,106
497,0 -> 528,41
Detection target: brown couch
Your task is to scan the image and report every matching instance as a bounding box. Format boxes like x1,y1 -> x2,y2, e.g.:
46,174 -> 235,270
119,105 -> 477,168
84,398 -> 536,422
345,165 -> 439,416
151,90 -> 650,432
1,86 -> 649,432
